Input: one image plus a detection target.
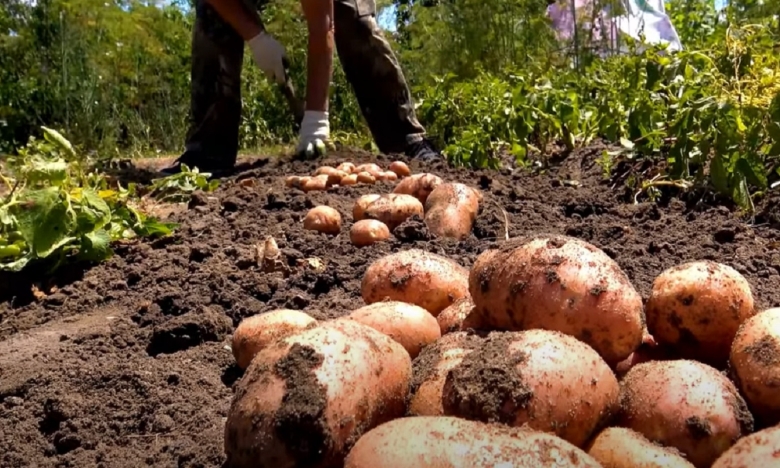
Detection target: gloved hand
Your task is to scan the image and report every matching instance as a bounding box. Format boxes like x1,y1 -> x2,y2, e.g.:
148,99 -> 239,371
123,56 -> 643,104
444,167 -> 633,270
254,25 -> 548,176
247,31 -> 287,84
296,110 -> 332,158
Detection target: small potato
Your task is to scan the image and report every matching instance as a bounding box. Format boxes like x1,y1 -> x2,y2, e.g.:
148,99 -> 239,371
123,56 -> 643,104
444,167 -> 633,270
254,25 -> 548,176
587,427 -> 695,468
345,301 -> 441,358
315,166 -> 348,186
441,329 -> 619,447
353,194 -> 382,221
424,183 -> 481,240
712,425 -> 780,468
231,309 -> 318,369
303,206 -> 342,235
388,161 -> 411,178
340,174 -> 358,186
617,359 -> 754,468
437,296 -> 482,335
378,171 -> 398,182
224,319 -> 412,468
344,416 -> 603,468
337,162 -> 357,174
408,332 -> 483,416
284,176 -> 302,188
729,307 -> 780,427
646,260 -> 756,366
363,194 -> 424,230
350,219 -> 391,247
302,174 -> 329,192
356,163 -> 383,177
356,171 -> 376,184
362,249 -> 469,316
393,173 -> 443,204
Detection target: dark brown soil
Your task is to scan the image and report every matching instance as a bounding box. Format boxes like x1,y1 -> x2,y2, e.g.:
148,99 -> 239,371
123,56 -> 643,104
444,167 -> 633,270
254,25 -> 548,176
2,142 -> 780,467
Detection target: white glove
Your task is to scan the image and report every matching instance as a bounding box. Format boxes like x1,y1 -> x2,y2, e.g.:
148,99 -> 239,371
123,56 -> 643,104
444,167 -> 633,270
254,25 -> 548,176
296,110 -> 330,157
247,32 -> 286,84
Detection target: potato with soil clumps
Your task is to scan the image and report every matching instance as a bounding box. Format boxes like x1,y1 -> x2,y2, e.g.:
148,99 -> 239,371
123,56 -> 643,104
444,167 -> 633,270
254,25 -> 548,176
587,427 -> 695,468
393,173 -> 442,204
441,329 -> 619,447
303,206 -> 342,235
344,416 -> 603,468
437,296 -> 482,335
712,425 -> 780,468
224,319 -> 412,468
344,301 -> 440,358
729,307 -> 780,427
423,183 -> 481,240
232,309 -> 318,369
408,331 -> 484,416
363,194 -> 424,230
469,235 -> 645,364
350,219 -> 390,247
646,261 -> 756,366
361,249 -> 469,316
353,194 -> 381,221
617,359 -> 754,468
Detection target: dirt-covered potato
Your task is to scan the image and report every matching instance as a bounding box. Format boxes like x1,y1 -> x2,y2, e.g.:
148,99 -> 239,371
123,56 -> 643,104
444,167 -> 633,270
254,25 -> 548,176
436,296 -> 482,335
353,194 -> 381,221
646,261 -> 756,366
356,163 -> 382,177
389,161 -> 411,178
712,425 -> 780,468
356,172 -> 376,184
423,183 -> 481,240
363,194 -> 424,230
284,176 -> 302,188
408,332 -> 483,416
302,174 -> 329,192
345,301 -> 441,358
587,427 -> 695,468
303,206 -> 342,235
224,319 -> 412,468
337,162 -> 357,174
617,359 -> 754,468
315,166 -> 348,185
469,235 -> 645,364
344,416 -> 603,468
393,173 -> 443,204
340,173 -> 358,186
378,171 -> 398,182
361,249 -> 469,316
441,329 -> 620,447
231,309 -> 318,369
729,307 -> 780,427
350,219 -> 391,247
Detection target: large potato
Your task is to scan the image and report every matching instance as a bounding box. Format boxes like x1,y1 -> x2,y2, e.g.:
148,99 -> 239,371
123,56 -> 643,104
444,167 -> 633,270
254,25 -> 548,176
423,183 -> 481,240
729,307 -> 780,427
712,425 -> 780,468
617,359 -> 754,468
408,332 -> 484,416
363,194 -> 424,231
646,261 -> 756,366
392,173 -> 443,204
361,249 -> 469,317
469,235 -> 645,364
587,427 -> 695,468
344,416 -> 603,468
231,309 -> 318,369
223,320 -> 412,468
436,296 -> 483,335
442,329 -> 619,448
344,301 -> 441,358
353,194 -> 381,221
303,206 -> 342,235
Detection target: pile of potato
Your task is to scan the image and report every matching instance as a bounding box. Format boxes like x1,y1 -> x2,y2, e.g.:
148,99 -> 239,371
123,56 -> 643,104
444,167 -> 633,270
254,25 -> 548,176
226,205 -> 780,466
285,161 -> 411,192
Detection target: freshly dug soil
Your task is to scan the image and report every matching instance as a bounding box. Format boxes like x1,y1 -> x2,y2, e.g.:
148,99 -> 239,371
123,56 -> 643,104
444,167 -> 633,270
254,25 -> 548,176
2,142 -> 780,467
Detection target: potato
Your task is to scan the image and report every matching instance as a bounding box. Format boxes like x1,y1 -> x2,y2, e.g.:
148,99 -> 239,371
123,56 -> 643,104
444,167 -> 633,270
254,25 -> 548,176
303,206 -> 342,235
423,183 -> 481,240
646,261 -> 756,366
315,166 -> 347,185
362,249 -> 469,316
587,427 -> 695,468
729,307 -> 780,427
350,219 -> 391,247
284,176 -> 302,188
344,301 -> 440,358
231,309 -> 318,369
302,174 -> 329,192
356,163 -> 382,177
437,296 -> 482,335
617,359 -> 754,468
353,194 -> 382,221
614,340 -> 674,378
363,194 -> 424,230
442,329 -> 619,447
340,174 -> 358,186
344,416 -> 603,468
378,171 -> 398,182
224,319 -> 412,468
392,173 -> 443,204
469,235 -> 645,365
712,425 -> 780,468
356,171 -> 376,184
337,162 -> 357,174
388,161 -> 411,178
408,331 -> 483,416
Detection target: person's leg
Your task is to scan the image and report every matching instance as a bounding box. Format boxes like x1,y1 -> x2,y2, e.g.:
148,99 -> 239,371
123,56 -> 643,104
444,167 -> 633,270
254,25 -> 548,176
333,0 -> 440,159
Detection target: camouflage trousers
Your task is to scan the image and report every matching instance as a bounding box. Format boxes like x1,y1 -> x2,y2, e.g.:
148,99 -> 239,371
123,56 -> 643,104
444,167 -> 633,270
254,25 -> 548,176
183,0 -> 427,165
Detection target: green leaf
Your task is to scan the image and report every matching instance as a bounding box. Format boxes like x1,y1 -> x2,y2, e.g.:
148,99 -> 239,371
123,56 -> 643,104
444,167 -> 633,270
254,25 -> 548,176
0,254 -> 32,272
710,153 -> 729,195
731,173 -> 751,210
735,157 -> 767,189
41,126 -> 77,159
76,189 -> 112,232
26,158 -> 68,185
619,137 -> 635,149
78,230 -> 112,262
14,187 -> 77,258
